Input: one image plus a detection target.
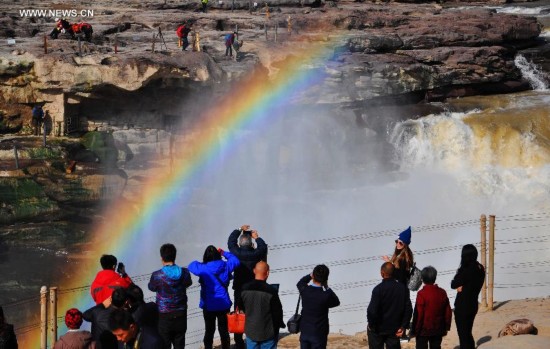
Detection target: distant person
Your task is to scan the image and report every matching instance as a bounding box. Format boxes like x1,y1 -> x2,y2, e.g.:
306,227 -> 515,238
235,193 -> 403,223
71,23 -> 93,42
227,225 -> 268,349
148,243 -> 193,349
297,264 -> 340,349
125,284 -> 159,332
241,261 -> 285,349
83,287 -> 129,349
90,254 -> 133,305
451,244 -> 486,349
109,309 -> 163,349
54,308 -> 96,349
176,23 -> 192,51
224,32 -> 237,57
50,18 -> 73,39
188,246 -> 240,349
382,226 -> 414,286
201,0 -> 208,13
367,262 -> 412,349
410,266 -> 452,349
0,306 -> 18,349
31,105 -> 44,136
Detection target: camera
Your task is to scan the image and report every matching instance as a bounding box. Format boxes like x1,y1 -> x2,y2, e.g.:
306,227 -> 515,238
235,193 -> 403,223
116,262 -> 125,274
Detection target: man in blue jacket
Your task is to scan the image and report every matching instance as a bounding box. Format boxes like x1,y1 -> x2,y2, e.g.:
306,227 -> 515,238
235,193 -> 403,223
228,225 -> 268,349
367,262 -> 412,349
148,243 -> 193,349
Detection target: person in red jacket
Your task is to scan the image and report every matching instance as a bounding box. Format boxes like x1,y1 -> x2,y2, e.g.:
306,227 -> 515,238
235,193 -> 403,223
176,23 -> 192,51
410,266 -> 452,349
90,254 -> 132,304
71,22 -> 93,42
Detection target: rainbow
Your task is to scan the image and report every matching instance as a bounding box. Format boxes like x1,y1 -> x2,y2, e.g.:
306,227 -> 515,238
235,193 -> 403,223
27,35 -> 337,348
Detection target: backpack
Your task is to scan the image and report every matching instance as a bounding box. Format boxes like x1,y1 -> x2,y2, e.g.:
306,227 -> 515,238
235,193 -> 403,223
224,33 -> 232,43
407,263 -> 422,291
176,25 -> 186,38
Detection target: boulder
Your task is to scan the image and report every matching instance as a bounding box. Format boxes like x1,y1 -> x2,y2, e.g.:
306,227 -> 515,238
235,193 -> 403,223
478,335 -> 550,349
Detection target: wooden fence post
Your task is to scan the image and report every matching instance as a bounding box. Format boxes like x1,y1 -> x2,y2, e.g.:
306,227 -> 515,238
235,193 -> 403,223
13,145 -> 19,169
49,287 -> 58,347
488,215 -> 495,310
480,214 -> 487,308
43,35 -> 48,54
40,286 -> 48,349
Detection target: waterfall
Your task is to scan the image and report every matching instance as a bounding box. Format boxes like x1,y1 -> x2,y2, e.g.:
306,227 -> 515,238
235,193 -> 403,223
514,54 -> 549,91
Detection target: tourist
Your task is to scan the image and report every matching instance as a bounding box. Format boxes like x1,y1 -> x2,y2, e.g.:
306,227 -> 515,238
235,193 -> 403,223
54,308 -> 95,349
148,243 -> 192,349
410,266 -> 452,349
241,261 -> 285,349
367,262 -> 412,349
90,254 -> 132,305
227,225 -> 268,349
382,226 -> 414,286
0,306 -> 18,349
109,309 -> 163,348
451,244 -> 485,349
176,23 -> 192,51
188,246 -> 240,349
31,105 -> 44,136
296,265 -> 340,349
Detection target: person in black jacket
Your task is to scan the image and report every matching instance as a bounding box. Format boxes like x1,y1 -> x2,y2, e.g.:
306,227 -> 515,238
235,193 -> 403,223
83,288 -> 128,349
297,265 -> 340,349
241,261 -> 285,348
228,225 -> 268,349
0,306 -> 18,349
451,244 -> 485,349
367,262 -> 412,349
109,309 -> 163,349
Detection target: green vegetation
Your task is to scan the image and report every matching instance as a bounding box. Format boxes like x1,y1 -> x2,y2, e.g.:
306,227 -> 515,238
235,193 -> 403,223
0,178 -> 58,224
81,131 -> 118,165
25,147 -> 63,159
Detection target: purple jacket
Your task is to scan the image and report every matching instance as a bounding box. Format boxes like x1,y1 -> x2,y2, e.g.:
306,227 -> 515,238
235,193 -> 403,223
148,265 -> 192,313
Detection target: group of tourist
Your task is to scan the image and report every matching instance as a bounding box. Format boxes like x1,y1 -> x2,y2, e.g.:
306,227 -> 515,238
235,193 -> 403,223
0,226 -> 486,349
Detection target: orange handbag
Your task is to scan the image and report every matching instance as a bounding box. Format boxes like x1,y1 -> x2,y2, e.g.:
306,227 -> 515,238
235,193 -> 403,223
227,307 -> 245,334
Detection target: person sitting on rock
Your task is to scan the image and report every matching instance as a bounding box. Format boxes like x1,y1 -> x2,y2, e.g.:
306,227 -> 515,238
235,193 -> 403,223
71,22 -> 93,42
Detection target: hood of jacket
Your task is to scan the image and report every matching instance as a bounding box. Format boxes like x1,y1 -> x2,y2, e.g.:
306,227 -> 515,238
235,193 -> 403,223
57,330 -> 94,347
161,264 -> 183,280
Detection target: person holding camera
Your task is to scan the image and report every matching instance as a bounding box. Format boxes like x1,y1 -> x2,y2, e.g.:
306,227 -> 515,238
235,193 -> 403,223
90,254 -> 133,305
297,265 -> 340,349
148,243 -> 192,349
189,246 -> 240,349
227,225 -> 268,349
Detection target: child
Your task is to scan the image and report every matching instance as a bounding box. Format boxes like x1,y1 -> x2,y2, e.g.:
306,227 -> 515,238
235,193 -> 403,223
410,266 -> 452,349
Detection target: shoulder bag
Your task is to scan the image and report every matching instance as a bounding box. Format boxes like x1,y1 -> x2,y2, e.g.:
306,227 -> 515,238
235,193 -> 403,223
287,295 -> 302,334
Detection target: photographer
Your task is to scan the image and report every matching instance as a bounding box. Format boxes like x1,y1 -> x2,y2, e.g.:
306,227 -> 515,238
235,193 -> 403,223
227,225 -> 268,349
90,254 -> 132,305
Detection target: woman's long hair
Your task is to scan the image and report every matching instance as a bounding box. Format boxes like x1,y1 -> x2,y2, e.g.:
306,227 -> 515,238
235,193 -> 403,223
390,245 -> 414,271
458,244 -> 478,271
203,245 -> 221,263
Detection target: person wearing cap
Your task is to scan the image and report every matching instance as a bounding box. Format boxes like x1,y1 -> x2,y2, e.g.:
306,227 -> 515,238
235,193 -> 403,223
382,226 -> 415,287
54,308 -> 95,349
227,225 -> 268,349
0,306 -> 18,348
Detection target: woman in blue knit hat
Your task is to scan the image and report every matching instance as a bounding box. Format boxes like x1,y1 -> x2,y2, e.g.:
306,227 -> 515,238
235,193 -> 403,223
382,226 -> 415,286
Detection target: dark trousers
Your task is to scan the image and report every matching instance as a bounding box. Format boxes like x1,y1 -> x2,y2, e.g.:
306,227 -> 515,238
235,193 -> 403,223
415,335 -> 442,349
233,290 -> 245,349
454,307 -> 477,349
158,310 -> 187,349
203,309 -> 230,349
182,37 -> 189,51
225,45 -> 233,56
367,328 -> 400,349
300,332 -> 328,349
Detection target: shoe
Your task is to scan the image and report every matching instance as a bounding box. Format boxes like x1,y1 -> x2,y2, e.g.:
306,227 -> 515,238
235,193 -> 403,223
400,336 -> 410,343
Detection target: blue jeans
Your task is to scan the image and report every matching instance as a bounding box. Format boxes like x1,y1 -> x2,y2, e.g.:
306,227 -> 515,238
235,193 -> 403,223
246,336 -> 277,349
